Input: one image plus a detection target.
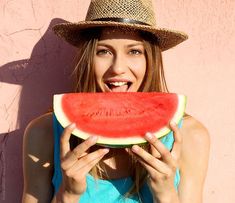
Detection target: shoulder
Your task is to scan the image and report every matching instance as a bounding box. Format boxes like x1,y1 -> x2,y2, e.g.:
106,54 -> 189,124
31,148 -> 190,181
176,116 -> 210,202
181,115 -> 210,152
179,115 -> 210,178
23,112 -> 54,175
22,112 -> 55,201
24,113 -> 53,145
25,112 -> 53,135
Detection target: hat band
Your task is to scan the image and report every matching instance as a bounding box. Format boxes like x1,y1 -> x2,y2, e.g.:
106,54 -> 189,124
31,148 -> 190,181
92,17 -> 150,26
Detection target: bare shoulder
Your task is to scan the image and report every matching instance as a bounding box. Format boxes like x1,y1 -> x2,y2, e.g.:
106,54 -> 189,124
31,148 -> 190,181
22,112 -> 54,202
176,116 -> 210,202
179,115 -> 210,182
181,115 -> 210,151
24,112 -> 54,136
24,112 -> 54,156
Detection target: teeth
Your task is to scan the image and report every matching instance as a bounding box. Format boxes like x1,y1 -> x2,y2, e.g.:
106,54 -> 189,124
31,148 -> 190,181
109,82 -> 128,87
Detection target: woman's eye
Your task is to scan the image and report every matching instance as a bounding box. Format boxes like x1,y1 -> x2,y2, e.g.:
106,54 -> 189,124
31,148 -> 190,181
129,49 -> 143,55
97,49 -> 111,55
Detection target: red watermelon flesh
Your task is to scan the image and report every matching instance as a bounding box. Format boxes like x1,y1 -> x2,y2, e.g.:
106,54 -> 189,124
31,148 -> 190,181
53,92 -> 186,146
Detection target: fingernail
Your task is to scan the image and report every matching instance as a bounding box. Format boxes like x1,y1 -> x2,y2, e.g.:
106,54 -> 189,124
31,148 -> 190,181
89,135 -> 98,142
145,132 -> 153,140
102,148 -> 109,154
69,123 -> 76,129
132,145 -> 139,152
170,121 -> 176,127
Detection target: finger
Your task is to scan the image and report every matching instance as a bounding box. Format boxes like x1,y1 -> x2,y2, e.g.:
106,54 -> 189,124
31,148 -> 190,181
146,133 -> 161,158
60,123 -> 76,158
61,135 -> 98,170
145,132 -> 173,165
131,145 -> 169,174
169,121 -> 182,160
72,136 -> 98,158
65,148 -> 109,177
135,155 -> 167,181
75,149 -> 109,178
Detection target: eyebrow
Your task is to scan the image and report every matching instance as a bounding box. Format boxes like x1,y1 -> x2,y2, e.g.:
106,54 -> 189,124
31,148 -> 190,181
97,42 -> 144,48
126,43 -> 144,48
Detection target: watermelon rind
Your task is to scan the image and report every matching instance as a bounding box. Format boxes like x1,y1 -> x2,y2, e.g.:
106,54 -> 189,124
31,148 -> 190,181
53,93 -> 186,147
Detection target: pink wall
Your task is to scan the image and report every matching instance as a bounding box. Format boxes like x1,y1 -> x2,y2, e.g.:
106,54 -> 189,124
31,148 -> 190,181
0,0 -> 234,202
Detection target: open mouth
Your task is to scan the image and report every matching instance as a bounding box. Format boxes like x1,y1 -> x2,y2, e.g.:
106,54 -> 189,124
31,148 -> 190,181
105,81 -> 132,92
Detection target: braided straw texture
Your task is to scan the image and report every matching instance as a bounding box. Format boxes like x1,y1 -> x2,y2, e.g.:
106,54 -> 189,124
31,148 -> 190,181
52,0 -> 188,51
86,0 -> 156,26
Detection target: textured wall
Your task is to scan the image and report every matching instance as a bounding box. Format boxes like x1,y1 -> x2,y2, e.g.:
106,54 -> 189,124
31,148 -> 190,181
0,0 -> 234,202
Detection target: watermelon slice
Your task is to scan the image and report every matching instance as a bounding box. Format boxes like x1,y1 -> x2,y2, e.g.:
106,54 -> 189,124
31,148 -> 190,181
53,92 -> 186,147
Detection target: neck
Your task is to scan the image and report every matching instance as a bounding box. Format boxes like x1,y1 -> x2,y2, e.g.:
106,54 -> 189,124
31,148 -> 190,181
98,148 -> 134,179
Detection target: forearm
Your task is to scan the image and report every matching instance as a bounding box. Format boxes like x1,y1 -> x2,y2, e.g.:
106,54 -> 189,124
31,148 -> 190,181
153,190 -> 180,203
22,186 -> 54,203
53,186 -> 80,203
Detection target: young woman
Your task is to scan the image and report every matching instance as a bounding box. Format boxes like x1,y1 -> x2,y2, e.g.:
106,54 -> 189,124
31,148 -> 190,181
22,0 -> 210,202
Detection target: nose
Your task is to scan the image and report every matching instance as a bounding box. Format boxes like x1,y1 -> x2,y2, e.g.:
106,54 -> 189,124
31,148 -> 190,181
110,53 -> 127,75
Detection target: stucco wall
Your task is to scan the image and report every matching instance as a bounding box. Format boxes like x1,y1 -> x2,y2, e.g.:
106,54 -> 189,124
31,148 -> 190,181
0,0 -> 234,202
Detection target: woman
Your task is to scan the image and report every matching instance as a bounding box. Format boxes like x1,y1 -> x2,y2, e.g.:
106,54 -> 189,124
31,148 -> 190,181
22,0 -> 210,202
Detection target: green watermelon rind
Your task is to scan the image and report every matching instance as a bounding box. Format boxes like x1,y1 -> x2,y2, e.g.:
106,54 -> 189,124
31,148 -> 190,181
53,94 -> 186,147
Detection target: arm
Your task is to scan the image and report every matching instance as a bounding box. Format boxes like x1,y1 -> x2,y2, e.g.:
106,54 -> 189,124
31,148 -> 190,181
178,116 -> 210,203
131,116 -> 210,203
22,113 -> 54,203
22,113 -> 109,203
53,124 -> 109,203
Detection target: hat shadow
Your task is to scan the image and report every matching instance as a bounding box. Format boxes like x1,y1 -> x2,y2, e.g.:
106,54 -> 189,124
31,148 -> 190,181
0,18 -> 76,202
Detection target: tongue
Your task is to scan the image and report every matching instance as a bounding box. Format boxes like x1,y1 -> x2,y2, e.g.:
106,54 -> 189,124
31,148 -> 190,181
111,85 -> 129,92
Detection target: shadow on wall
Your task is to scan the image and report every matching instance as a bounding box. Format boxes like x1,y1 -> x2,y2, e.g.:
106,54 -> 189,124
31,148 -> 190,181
0,18 -> 76,202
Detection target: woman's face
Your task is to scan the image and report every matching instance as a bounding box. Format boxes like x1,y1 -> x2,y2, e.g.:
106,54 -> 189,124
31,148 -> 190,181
93,29 -> 147,92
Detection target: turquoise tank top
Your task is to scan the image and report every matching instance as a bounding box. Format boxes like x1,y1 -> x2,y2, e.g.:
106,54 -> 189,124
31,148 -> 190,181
52,114 -> 182,202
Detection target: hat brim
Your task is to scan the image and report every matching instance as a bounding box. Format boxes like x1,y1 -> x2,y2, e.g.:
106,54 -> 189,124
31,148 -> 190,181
52,21 -> 188,51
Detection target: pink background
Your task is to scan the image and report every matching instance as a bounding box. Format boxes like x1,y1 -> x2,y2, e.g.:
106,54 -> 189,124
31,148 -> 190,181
0,0 -> 235,202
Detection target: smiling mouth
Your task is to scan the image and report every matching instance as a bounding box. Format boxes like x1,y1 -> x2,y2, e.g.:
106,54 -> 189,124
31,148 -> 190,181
105,81 -> 132,92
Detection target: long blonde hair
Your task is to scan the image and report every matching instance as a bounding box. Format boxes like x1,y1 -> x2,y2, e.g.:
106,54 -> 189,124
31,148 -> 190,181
72,28 -> 169,93
70,27 -> 178,200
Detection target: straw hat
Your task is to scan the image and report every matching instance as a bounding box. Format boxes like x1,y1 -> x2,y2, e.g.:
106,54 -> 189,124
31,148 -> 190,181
53,0 -> 188,51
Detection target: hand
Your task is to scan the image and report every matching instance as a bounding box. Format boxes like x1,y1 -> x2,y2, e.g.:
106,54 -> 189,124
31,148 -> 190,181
59,123 -> 109,199
131,122 -> 181,202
